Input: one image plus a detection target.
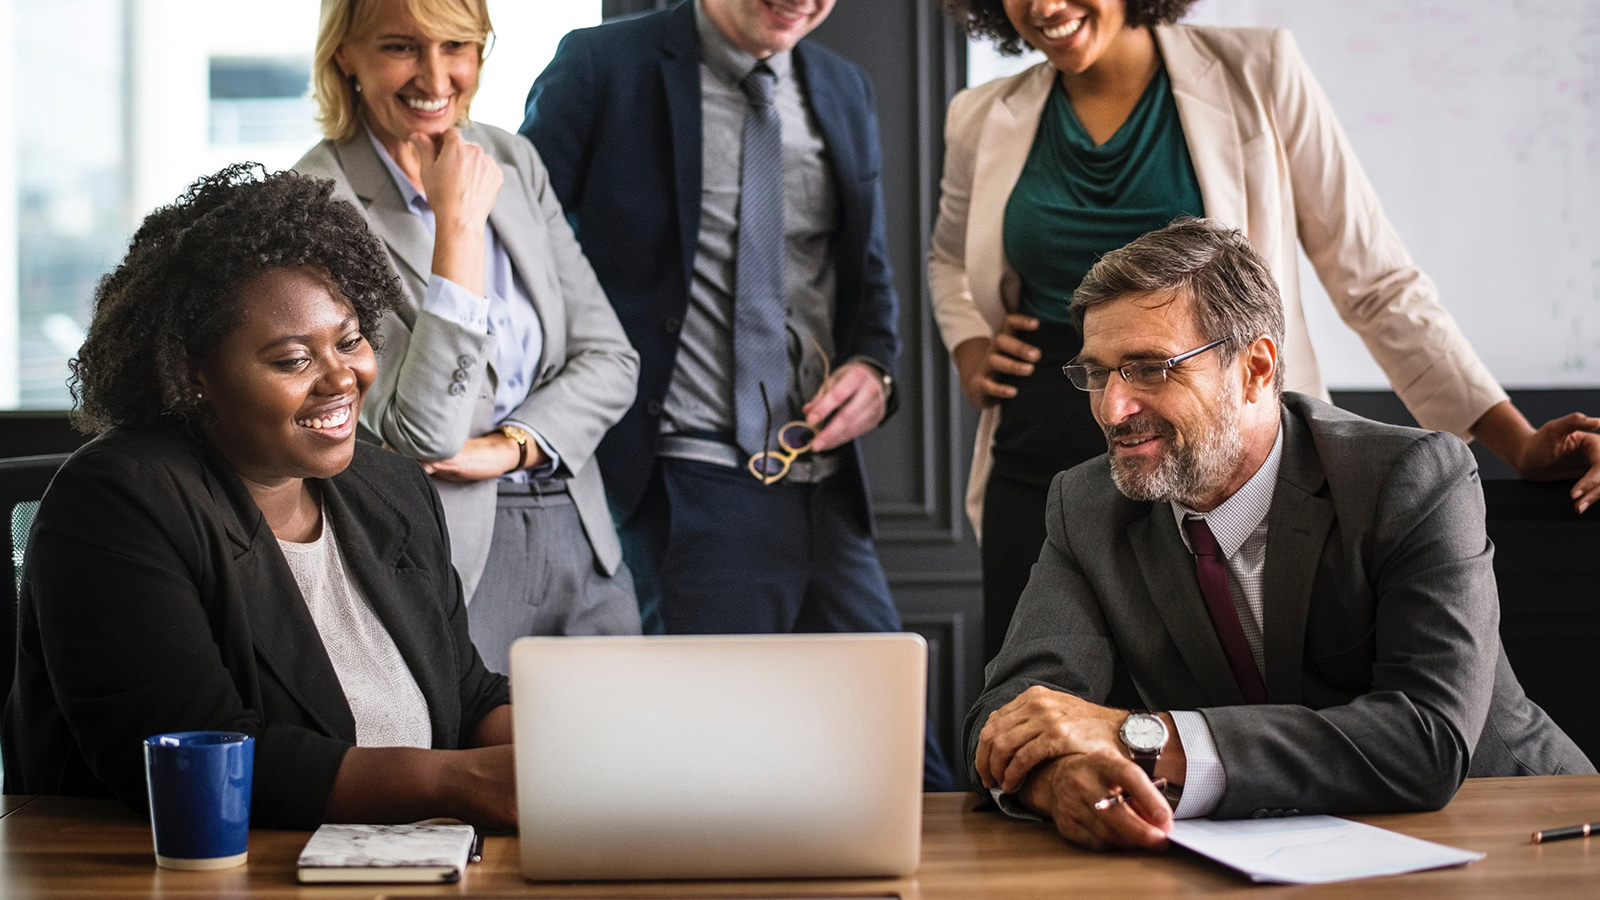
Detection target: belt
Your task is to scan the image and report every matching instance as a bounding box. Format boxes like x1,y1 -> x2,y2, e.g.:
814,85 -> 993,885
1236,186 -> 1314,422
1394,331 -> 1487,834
497,475 -> 569,496
657,433 -> 843,484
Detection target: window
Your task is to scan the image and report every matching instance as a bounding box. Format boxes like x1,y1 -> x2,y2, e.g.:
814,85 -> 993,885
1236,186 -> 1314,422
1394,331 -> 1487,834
1,0 -> 601,410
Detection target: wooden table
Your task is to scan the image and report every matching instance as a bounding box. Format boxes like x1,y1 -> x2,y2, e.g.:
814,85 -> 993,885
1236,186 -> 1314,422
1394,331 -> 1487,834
3,777 -> 1598,898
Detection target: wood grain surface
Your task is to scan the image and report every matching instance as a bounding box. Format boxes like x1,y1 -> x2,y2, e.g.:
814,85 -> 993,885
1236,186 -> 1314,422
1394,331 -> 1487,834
2,777 -> 1597,898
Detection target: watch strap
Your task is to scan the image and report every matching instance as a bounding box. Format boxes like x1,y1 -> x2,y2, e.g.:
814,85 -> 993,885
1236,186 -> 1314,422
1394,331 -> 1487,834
500,424 -> 529,471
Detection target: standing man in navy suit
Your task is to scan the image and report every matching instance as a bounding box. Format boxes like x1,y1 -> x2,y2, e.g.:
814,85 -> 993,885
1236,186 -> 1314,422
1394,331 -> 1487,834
523,0 -> 951,788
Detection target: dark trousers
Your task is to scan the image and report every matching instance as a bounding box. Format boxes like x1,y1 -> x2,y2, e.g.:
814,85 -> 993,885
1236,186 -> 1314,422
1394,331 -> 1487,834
982,320 -> 1106,664
618,456 -> 955,790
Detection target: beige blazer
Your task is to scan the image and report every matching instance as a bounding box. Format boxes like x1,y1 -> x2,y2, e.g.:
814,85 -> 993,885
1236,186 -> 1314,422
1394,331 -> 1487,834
295,123 -> 639,600
929,25 -> 1507,538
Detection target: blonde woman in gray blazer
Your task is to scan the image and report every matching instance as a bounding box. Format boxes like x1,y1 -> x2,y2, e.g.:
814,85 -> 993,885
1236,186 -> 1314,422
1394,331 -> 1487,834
295,0 -> 641,671
934,0 -> 1600,662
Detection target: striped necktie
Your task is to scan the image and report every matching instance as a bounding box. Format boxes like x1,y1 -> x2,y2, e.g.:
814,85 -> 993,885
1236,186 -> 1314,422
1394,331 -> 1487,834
732,63 -> 790,458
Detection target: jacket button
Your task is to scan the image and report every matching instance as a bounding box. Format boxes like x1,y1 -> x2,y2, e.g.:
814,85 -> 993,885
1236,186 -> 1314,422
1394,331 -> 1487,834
645,399 -> 663,416
1251,809 -> 1269,819
448,382 -> 466,397
663,316 -> 682,333
451,368 -> 468,383
458,354 -> 475,368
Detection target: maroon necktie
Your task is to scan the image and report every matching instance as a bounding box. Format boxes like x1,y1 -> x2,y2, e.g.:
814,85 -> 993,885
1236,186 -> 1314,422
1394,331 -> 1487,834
1183,517 -> 1268,704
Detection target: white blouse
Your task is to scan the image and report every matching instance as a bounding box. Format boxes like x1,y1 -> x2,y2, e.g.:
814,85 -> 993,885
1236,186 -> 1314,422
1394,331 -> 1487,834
278,512 -> 433,749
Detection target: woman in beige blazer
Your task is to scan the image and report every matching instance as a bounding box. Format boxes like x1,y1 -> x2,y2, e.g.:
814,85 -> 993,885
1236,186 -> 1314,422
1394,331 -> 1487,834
935,0 -> 1600,661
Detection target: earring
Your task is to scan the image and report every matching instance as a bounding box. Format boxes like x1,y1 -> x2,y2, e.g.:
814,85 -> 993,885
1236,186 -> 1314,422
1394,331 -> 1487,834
194,391 -> 204,402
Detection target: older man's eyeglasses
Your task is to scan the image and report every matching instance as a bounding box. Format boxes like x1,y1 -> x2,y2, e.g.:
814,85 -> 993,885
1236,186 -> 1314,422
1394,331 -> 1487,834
1062,335 -> 1239,392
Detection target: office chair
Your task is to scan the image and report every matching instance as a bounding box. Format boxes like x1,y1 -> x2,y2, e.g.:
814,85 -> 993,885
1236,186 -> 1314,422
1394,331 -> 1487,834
0,454 -> 71,708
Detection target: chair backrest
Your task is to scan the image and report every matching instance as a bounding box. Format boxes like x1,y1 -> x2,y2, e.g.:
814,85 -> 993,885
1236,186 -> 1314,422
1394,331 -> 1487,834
0,454 -> 71,708
1483,478 -> 1600,766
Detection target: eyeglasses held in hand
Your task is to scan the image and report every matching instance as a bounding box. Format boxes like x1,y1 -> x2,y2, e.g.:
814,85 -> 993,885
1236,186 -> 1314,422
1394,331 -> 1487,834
747,337 -> 831,485
1062,335 -> 1241,392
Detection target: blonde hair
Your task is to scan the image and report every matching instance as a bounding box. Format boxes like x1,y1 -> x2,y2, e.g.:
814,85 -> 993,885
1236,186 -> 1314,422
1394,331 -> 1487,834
312,0 -> 494,142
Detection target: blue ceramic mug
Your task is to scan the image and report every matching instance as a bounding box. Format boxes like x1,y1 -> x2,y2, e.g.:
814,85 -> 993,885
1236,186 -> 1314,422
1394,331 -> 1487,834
143,731 -> 254,870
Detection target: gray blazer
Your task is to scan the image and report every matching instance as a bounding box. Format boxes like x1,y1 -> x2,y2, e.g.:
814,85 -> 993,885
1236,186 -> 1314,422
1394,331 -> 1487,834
968,393 -> 1592,818
294,123 -> 639,601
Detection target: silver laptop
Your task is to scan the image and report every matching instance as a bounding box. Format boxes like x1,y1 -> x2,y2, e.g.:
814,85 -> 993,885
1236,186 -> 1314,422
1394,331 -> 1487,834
509,633 -> 926,880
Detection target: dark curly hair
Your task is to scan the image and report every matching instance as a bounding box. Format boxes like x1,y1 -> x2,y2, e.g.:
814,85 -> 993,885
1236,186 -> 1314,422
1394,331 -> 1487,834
943,0 -> 1199,56
69,163 -> 401,434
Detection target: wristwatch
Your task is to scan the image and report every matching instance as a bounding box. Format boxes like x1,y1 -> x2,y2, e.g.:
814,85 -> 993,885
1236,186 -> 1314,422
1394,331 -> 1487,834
1119,710 -> 1169,779
500,423 -> 530,472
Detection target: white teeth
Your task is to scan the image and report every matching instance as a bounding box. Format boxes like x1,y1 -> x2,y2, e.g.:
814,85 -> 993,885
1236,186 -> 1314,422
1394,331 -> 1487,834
298,407 -> 350,430
404,96 -> 449,112
1042,18 -> 1084,40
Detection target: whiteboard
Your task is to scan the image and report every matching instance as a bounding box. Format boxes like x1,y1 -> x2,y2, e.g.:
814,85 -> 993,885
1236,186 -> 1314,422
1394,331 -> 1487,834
969,0 -> 1600,389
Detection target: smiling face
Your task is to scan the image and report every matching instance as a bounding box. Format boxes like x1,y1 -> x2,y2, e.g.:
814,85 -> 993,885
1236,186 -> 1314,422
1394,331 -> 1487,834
190,267 -> 376,492
1002,0 -> 1129,74
701,0 -> 838,58
334,0 -> 482,151
1079,290 -> 1250,509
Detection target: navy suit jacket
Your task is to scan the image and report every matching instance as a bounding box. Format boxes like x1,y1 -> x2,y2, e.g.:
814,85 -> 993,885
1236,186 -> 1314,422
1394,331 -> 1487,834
520,0 -> 899,525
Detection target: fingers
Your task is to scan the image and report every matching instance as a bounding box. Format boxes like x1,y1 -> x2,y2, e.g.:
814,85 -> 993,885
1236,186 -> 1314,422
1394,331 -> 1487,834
966,374 -> 1015,405
1049,754 -> 1170,850
1544,411 -> 1600,436
1001,313 -> 1040,335
804,365 -> 886,451
809,382 -> 884,450
992,331 -> 1041,364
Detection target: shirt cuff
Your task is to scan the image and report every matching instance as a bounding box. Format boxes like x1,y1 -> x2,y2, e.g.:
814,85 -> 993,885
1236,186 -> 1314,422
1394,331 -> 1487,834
502,419 -> 560,476
1170,710 -> 1225,818
422,275 -> 490,335
989,787 -> 1043,822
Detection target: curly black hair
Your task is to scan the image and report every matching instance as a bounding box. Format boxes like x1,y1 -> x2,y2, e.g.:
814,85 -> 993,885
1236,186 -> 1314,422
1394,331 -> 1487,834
69,163 -> 401,434
943,0 -> 1199,56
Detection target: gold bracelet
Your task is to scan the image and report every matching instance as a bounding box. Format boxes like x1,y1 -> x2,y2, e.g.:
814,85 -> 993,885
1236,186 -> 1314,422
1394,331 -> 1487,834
500,424 -> 530,472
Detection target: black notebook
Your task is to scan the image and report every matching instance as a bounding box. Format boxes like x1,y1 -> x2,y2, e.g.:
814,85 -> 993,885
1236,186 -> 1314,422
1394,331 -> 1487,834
296,823 -> 476,884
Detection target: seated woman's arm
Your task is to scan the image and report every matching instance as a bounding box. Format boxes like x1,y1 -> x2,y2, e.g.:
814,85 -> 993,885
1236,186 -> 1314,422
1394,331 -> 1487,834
321,450 -> 518,830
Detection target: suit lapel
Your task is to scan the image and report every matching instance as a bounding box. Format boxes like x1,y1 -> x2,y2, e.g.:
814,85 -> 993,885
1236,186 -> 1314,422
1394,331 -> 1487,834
335,130 -> 435,293
1129,507 -> 1246,706
321,460 -> 455,749
197,442 -> 356,741
1261,407 -> 1334,703
794,45 -> 853,185
660,2 -> 703,289
1155,25 -> 1248,231
966,64 -> 1053,319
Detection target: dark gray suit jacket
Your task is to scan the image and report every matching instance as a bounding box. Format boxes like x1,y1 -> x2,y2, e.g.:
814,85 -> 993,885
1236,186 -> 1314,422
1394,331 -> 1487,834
967,393 -> 1592,818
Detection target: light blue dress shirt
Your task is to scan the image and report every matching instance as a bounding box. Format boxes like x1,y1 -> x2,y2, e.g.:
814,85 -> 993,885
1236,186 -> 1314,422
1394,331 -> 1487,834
366,128 -> 558,477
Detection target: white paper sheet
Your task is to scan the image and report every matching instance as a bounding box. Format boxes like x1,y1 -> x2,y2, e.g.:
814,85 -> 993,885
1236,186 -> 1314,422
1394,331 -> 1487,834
1167,815 -> 1485,884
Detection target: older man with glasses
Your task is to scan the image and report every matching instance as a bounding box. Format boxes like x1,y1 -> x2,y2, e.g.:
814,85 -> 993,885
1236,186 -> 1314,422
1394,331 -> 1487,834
968,217 -> 1591,851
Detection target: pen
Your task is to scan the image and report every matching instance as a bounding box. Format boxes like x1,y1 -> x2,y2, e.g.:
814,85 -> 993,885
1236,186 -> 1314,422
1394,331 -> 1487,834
470,832 -> 485,864
1094,778 -> 1168,811
1531,822 -> 1600,844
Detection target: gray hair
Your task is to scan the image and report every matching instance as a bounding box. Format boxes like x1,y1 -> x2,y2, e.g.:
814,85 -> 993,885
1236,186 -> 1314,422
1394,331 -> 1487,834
1070,217 -> 1285,392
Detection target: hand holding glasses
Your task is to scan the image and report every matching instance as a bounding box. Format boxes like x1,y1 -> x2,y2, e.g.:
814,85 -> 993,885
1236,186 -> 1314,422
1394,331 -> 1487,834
747,338 -> 830,484
1062,335 -> 1240,392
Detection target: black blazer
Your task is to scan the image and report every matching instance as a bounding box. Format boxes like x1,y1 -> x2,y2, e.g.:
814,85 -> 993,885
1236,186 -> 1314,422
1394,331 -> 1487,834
1,429 -> 509,828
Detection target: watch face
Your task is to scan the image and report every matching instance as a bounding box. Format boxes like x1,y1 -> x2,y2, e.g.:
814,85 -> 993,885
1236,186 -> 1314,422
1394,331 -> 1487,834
1122,714 -> 1167,752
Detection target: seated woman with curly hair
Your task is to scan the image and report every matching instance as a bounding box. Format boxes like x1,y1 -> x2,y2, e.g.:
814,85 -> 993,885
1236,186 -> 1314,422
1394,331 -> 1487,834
1,164 -> 515,830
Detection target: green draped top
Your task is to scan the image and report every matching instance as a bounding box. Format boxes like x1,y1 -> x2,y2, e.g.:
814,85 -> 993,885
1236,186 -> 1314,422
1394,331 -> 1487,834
1003,64 -> 1205,325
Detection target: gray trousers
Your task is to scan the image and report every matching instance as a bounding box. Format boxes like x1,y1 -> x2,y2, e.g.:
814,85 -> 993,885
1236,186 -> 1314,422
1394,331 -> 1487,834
467,485 -> 641,675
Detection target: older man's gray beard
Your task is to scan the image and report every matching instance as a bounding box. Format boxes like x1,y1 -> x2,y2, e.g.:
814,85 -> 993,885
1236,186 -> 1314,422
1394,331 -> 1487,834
1106,400 -> 1243,506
